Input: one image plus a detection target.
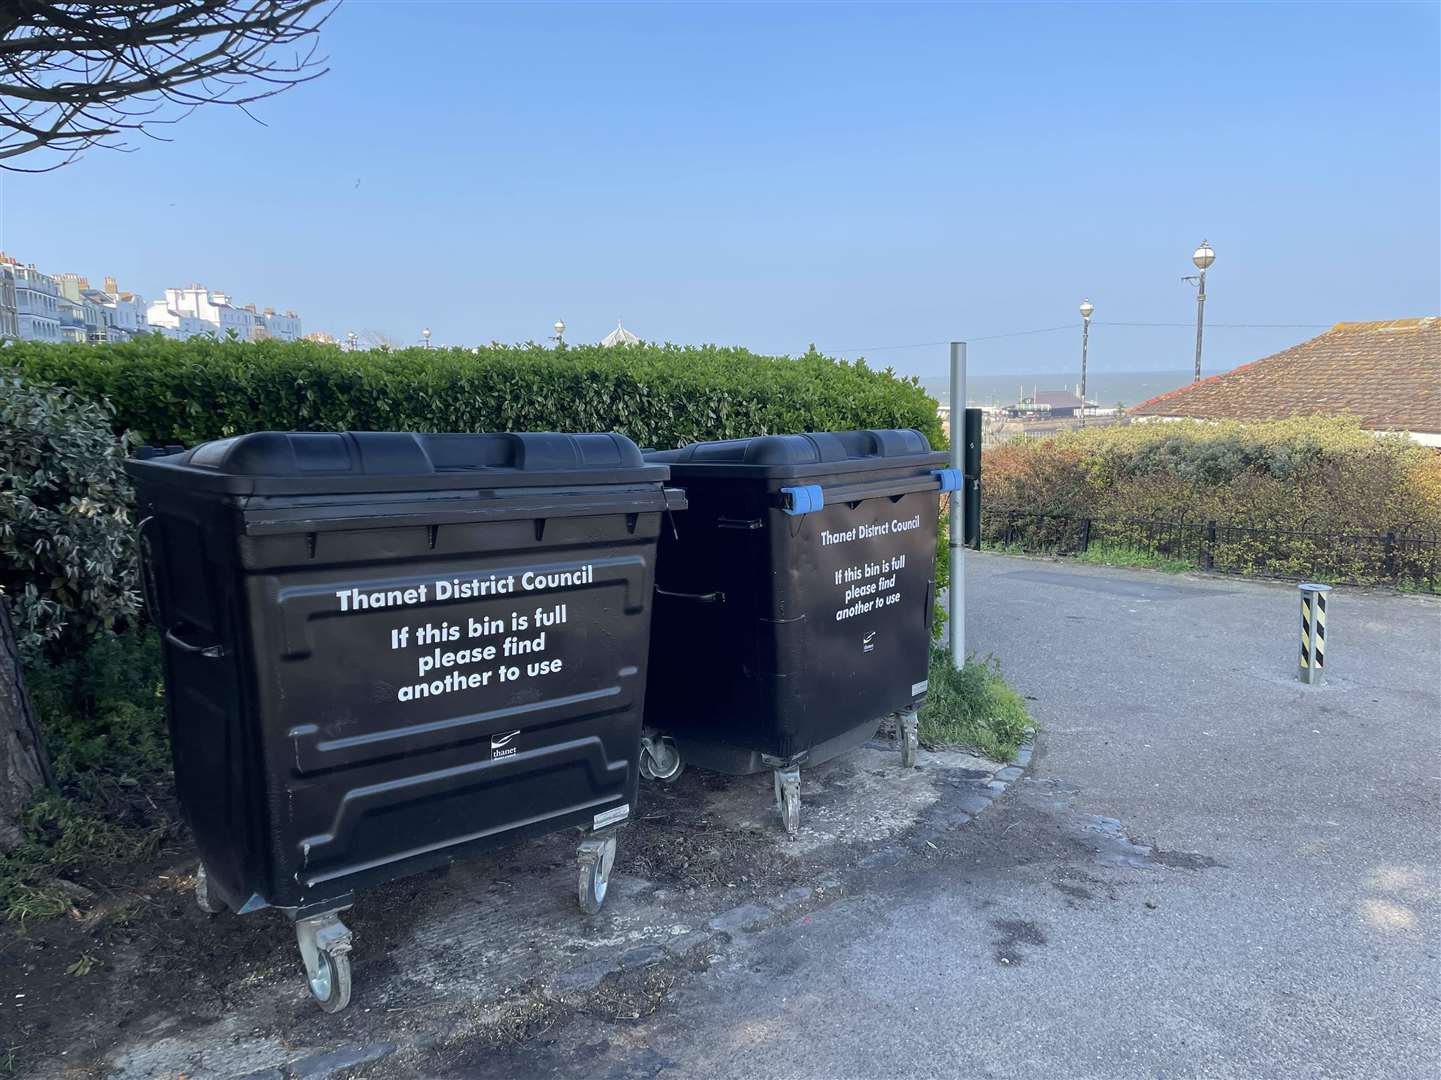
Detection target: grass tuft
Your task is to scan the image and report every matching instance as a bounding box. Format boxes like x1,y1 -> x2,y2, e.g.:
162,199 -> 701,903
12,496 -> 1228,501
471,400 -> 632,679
1074,541 -> 1195,574
917,649 -> 1034,762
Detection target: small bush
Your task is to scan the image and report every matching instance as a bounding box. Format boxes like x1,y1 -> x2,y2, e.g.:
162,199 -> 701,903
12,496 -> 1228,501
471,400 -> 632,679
918,650 -> 1033,761
0,373 -> 140,656
0,626 -> 172,920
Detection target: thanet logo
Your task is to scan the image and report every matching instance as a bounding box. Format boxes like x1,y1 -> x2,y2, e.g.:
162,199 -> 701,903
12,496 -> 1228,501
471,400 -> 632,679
490,730 -> 521,760
862,630 -> 877,653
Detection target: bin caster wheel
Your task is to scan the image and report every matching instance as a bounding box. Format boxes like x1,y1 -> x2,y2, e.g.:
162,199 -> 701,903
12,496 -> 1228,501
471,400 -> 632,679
578,832 -> 617,915
898,710 -> 919,770
194,862 -> 225,914
295,913 -> 354,1014
640,736 -> 685,784
773,767 -> 801,836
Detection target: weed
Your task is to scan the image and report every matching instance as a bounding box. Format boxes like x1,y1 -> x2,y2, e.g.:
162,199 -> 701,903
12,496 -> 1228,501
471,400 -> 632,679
65,951 -> 99,977
918,649 -> 1034,762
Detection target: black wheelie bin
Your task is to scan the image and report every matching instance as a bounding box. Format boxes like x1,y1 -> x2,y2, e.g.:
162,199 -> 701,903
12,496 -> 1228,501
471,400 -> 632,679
640,429 -> 956,834
127,431 -> 683,1012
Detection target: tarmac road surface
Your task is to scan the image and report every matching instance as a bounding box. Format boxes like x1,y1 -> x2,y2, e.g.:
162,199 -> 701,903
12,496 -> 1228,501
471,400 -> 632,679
468,553 -> 1441,1080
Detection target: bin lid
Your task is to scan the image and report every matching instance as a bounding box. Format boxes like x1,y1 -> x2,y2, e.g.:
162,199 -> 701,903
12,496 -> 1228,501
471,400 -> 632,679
126,431 -> 670,495
645,429 -> 946,479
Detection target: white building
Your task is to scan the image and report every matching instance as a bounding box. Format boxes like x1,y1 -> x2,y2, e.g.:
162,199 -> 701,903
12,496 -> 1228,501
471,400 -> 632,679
260,307 -> 302,341
2,255 -> 61,342
146,284 -> 301,342
55,274 -> 114,343
86,276 -> 149,341
0,264 -> 17,340
144,299 -> 209,340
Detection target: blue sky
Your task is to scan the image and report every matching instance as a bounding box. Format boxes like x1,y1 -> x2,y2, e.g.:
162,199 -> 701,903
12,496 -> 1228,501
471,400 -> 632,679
6,1 -> 1438,376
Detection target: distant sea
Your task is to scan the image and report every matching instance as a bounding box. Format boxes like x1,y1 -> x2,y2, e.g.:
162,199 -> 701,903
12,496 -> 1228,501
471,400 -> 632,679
918,369 -> 1223,410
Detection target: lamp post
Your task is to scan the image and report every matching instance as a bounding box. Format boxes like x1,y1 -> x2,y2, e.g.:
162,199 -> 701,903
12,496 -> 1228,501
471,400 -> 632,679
1184,240 -> 1215,383
551,319 -> 566,347
1078,298 -> 1094,422
346,330 -> 357,352
421,327 -> 431,349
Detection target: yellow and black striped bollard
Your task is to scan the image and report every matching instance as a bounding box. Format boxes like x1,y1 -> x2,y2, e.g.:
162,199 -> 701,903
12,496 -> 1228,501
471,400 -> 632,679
1298,583 -> 1332,685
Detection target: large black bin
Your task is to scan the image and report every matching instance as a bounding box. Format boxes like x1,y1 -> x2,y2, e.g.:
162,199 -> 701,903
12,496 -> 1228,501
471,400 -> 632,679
127,431 -> 681,1012
641,430 -> 954,834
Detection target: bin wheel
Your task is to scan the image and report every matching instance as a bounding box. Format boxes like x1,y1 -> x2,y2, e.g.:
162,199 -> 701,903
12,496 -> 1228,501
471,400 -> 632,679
773,767 -> 801,837
295,912 -> 354,1014
898,711 -> 919,770
307,949 -> 352,1014
194,861 -> 225,914
578,832 -> 617,915
640,736 -> 685,784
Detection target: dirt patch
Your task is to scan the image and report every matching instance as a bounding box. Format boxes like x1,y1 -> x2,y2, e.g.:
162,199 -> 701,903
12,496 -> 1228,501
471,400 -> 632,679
2,745 -> 1011,1079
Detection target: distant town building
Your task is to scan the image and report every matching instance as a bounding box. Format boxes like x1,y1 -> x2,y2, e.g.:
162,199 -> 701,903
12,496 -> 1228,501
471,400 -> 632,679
1,254 -> 61,342
261,307 -> 302,341
1003,388 -> 1094,419
147,284 -> 302,342
55,274 -> 113,343
1129,318 -> 1441,446
601,320 -> 641,347
0,264 -> 18,340
1,255 -> 301,345
92,276 -> 150,340
302,331 -> 339,345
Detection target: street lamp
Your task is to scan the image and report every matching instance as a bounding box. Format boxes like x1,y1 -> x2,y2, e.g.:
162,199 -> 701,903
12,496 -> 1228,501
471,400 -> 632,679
1078,298 -> 1094,421
421,327 -> 431,349
1183,240 -> 1215,383
551,319 -> 566,346
346,330 -> 357,352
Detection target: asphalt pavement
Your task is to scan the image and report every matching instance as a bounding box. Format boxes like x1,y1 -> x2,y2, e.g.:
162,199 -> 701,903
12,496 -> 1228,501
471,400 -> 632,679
478,553 -> 1441,1080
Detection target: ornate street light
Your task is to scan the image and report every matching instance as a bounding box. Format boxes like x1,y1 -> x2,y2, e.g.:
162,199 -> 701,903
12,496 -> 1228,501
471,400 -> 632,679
1183,240 -> 1216,382
551,319 -> 566,346
421,327 -> 431,349
1078,299 -> 1094,421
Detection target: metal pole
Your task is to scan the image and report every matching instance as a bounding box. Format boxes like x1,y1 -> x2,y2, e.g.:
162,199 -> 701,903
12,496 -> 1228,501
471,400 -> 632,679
949,341 -> 966,672
1080,315 -> 1090,424
1193,268 -> 1206,382
1298,583 -> 1332,684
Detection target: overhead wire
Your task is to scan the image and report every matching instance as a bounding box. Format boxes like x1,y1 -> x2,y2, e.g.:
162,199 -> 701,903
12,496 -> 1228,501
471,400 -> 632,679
818,319 -> 1330,356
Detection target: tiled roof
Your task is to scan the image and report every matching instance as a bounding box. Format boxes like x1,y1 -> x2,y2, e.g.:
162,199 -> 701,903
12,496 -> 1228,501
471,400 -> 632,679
1129,318 -> 1441,434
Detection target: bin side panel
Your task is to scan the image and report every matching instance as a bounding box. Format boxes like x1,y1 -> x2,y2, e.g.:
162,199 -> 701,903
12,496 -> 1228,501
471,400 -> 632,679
139,494 -> 269,911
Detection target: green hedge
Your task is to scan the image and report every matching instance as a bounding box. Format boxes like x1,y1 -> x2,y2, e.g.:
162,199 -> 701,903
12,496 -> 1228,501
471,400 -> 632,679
5,338 -> 943,451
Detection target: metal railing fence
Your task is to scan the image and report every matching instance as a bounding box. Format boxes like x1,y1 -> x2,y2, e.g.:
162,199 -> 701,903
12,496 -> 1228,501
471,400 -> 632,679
981,506 -> 1441,589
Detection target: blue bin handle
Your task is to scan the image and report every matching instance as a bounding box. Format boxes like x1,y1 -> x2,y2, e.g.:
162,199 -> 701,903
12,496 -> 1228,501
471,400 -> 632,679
778,484 -> 825,516
779,470 -> 962,515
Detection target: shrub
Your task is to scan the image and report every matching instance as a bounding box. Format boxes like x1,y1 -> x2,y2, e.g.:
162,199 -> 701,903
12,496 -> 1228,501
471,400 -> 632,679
6,337 -> 950,627
982,417 -> 1441,584
2,626 -> 171,920
0,373 -> 139,656
5,337 -> 944,451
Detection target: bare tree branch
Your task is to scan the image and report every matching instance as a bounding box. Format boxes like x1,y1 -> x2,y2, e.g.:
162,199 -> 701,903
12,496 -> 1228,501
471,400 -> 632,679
1,1 -> 335,169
